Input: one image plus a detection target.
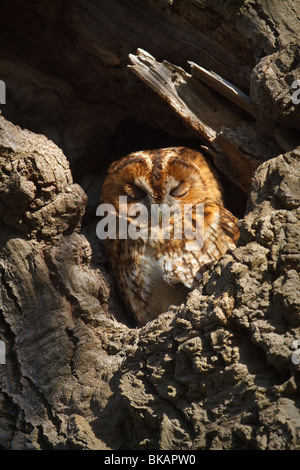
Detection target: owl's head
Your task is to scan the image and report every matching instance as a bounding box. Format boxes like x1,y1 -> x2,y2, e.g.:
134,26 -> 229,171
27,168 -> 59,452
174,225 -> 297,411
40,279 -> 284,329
100,147 -> 223,213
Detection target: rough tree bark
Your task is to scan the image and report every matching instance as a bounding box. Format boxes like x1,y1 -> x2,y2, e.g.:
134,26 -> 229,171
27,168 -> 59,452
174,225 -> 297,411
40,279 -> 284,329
0,0 -> 299,450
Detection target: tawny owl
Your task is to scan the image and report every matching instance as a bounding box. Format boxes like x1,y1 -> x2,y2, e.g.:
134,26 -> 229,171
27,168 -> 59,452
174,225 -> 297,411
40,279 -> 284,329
100,147 -> 239,326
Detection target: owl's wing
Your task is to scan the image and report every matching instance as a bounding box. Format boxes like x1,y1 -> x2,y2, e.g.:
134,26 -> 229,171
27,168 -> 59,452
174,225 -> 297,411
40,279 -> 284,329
216,204 -> 240,246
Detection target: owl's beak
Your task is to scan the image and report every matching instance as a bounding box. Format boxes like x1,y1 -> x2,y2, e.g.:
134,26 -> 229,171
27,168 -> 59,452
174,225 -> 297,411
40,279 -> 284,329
147,192 -> 175,210
144,193 -> 153,212
143,194 -> 163,222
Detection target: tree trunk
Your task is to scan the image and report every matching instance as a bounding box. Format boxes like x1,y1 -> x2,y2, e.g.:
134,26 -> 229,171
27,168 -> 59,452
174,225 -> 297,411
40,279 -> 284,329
0,0 -> 299,450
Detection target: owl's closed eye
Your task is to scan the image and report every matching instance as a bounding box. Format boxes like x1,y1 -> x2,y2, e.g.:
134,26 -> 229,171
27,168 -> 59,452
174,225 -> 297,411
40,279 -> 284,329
100,146 -> 239,326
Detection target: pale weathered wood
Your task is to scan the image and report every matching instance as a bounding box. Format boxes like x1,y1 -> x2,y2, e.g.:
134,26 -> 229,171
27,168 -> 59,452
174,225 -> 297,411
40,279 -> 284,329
128,49 -> 280,193
188,61 -> 258,119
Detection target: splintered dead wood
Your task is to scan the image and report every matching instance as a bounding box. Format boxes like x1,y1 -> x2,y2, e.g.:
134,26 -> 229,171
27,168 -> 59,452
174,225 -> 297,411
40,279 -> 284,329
188,61 -> 258,119
128,49 -> 281,193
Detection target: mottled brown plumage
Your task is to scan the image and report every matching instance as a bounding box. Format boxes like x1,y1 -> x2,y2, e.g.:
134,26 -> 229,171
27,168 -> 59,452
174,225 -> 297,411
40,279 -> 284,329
100,147 -> 239,325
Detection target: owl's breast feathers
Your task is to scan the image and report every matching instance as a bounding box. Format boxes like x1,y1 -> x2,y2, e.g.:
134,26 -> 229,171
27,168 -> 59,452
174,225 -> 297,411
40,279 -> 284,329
105,201 -> 239,325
